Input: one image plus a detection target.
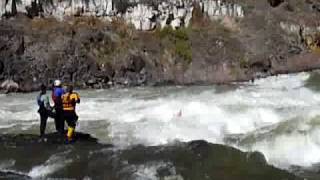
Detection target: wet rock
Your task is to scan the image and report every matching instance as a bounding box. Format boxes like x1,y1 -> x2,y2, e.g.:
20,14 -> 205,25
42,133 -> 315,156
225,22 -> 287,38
0,171 -> 30,180
86,79 -> 97,87
0,132 -> 98,146
0,133 -> 302,180
0,61 -> 3,74
246,151 -> 267,165
120,140 -> 301,180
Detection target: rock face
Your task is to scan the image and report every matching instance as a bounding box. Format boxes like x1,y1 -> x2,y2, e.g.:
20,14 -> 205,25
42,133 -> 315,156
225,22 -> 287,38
0,0 -> 320,92
0,133 -> 302,180
0,0 -> 244,30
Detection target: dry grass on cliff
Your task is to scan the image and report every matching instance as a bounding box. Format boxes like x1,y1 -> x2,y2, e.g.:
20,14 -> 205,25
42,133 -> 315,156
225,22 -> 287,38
307,34 -> 320,54
71,16 -> 107,29
31,16 -> 111,32
30,17 -> 60,31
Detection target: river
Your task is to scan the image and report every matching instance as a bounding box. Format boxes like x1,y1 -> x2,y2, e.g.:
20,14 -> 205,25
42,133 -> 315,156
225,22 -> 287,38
1,72 -> 320,178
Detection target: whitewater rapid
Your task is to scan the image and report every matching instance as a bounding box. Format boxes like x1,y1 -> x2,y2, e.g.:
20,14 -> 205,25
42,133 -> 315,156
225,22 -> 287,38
1,72 -> 320,170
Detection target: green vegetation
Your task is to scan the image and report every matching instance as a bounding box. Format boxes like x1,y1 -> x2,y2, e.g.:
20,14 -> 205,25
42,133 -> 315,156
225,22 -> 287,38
239,55 -> 249,69
155,27 -> 192,63
86,18 -> 135,65
305,33 -> 320,54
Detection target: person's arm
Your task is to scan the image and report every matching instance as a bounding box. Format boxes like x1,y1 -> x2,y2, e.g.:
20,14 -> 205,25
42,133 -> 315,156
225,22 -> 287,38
44,95 -> 51,110
36,94 -> 42,107
70,94 -> 79,106
76,93 -> 80,104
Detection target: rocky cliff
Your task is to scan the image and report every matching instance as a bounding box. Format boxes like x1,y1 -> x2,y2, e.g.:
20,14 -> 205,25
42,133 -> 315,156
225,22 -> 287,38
0,0 -> 244,30
0,0 -> 320,92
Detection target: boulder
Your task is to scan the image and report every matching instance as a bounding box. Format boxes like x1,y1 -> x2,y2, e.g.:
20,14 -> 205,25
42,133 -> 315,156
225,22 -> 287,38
0,133 -> 302,180
0,79 -> 19,93
0,61 -> 3,74
0,171 -> 30,180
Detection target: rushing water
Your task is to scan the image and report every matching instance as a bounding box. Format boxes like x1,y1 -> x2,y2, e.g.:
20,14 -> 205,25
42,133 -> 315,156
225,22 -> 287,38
1,72 -> 320,175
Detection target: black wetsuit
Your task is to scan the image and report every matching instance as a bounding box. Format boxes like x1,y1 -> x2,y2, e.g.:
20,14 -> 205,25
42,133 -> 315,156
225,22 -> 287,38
38,109 -> 48,137
64,111 -> 78,128
52,87 -> 65,134
37,94 -> 50,137
54,99 -> 64,134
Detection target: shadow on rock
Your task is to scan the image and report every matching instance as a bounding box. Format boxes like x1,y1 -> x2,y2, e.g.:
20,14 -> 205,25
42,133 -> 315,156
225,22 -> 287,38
0,133 -> 302,180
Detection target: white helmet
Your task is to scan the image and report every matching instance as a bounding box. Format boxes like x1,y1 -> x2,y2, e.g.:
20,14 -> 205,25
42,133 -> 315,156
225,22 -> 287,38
54,80 -> 62,87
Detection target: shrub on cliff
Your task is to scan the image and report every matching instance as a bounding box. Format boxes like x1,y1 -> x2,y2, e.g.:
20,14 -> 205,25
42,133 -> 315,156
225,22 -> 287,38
305,33 -> 320,54
155,27 -> 192,63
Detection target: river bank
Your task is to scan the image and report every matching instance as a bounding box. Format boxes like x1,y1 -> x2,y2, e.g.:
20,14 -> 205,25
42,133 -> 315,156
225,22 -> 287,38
1,0 -> 320,92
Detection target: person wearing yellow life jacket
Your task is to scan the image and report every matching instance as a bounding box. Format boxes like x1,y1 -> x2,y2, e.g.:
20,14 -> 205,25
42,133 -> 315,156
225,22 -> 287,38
62,85 -> 80,142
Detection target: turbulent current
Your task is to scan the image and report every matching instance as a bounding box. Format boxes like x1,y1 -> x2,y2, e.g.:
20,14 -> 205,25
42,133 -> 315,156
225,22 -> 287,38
1,72 -> 320,178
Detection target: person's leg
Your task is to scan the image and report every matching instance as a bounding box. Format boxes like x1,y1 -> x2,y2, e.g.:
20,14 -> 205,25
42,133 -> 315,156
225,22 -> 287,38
56,108 -> 65,134
47,109 -> 55,119
60,110 -> 65,133
54,108 -> 60,132
66,111 -> 76,141
40,113 -> 48,137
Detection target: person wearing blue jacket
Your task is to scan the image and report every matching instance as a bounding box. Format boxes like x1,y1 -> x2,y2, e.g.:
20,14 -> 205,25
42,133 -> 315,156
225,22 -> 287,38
52,80 -> 65,134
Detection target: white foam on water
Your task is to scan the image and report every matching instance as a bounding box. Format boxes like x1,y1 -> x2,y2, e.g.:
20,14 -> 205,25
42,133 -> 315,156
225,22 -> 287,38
28,151 -> 72,178
131,162 -> 183,180
250,132 -> 320,168
0,124 -> 16,129
100,74 -> 315,148
0,159 -> 15,169
240,112 -> 320,168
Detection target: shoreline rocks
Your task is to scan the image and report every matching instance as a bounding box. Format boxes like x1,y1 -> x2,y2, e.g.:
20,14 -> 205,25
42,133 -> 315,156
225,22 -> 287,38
0,132 -> 302,180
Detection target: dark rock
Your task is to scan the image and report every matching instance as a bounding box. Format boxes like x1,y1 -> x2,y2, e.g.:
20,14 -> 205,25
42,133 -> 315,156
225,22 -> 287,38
0,171 -> 30,180
25,1 -> 42,18
288,45 -> 303,54
246,151 -> 267,165
268,0 -> 285,7
87,79 -> 97,86
130,55 -> 146,73
0,61 -> 3,74
0,133 -> 302,180
0,132 -> 98,146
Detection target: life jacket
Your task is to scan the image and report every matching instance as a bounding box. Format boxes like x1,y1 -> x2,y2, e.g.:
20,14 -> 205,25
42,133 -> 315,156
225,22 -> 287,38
62,92 -> 80,111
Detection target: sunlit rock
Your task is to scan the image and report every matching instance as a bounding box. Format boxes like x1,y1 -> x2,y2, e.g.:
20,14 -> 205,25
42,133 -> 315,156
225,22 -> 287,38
0,0 -> 244,30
